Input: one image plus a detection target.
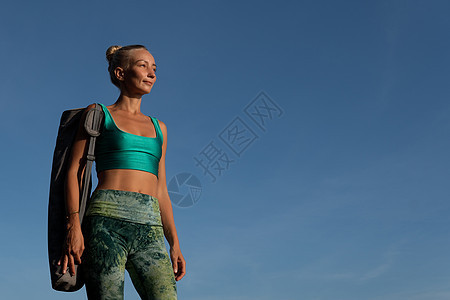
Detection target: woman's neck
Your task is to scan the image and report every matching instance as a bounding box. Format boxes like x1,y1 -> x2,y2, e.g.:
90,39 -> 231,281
113,93 -> 143,114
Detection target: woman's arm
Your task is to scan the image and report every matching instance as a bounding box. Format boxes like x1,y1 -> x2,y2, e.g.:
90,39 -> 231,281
156,120 -> 186,281
59,103 -> 96,275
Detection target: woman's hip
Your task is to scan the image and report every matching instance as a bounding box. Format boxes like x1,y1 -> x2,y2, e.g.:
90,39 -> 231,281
85,189 -> 162,226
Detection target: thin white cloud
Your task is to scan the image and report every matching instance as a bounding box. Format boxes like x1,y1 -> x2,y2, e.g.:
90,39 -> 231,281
359,243 -> 401,281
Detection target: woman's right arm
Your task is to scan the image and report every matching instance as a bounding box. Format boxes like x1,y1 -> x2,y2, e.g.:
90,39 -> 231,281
59,103 -> 96,276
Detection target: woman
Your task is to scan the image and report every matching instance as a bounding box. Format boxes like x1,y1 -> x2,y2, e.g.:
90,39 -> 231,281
60,44 -> 185,299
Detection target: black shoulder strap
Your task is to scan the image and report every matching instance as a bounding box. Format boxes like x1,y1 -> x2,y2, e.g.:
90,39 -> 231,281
79,103 -> 104,224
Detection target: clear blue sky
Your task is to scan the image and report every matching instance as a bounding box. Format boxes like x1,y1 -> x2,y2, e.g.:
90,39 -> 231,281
1,0 -> 450,299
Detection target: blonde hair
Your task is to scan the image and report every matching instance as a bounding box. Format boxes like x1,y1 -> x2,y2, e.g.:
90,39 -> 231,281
106,44 -> 148,88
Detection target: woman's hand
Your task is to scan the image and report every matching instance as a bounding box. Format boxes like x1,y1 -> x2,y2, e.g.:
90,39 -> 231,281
58,222 -> 85,276
170,245 -> 186,281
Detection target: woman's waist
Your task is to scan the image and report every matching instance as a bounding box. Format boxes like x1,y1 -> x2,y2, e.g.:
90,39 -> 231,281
96,169 -> 158,196
86,188 -> 162,226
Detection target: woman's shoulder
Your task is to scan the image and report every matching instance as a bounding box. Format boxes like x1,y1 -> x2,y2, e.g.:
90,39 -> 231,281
152,117 -> 167,142
85,102 -> 105,110
80,102 -> 102,113
85,103 -> 97,111
79,103 -> 105,124
154,117 -> 165,126
153,117 -> 166,131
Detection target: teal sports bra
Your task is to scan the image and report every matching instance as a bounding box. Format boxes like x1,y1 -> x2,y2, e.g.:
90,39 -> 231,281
95,103 -> 163,177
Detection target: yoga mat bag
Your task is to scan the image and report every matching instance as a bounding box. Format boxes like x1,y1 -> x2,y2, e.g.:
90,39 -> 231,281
48,103 -> 103,292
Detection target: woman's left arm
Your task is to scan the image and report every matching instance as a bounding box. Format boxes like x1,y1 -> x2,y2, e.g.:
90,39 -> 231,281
156,120 -> 186,281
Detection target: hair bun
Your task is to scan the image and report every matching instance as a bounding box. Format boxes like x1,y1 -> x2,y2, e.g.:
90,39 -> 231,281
106,45 -> 122,63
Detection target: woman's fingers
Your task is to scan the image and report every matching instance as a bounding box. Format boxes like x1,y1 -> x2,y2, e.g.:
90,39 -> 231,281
175,256 -> 186,281
72,249 -> 83,265
68,254 -> 76,276
61,252 -> 79,276
61,254 -> 68,274
172,256 -> 178,275
170,247 -> 186,281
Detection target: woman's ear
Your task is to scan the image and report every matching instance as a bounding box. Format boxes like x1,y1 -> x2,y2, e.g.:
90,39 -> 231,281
114,67 -> 125,82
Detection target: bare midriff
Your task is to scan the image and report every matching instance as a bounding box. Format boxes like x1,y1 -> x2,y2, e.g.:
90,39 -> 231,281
95,169 -> 159,196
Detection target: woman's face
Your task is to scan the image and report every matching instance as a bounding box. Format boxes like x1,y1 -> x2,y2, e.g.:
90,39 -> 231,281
120,48 -> 157,96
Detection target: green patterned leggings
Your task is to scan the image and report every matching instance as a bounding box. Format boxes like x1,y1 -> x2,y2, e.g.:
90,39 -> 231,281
82,216 -> 177,300
82,215 -> 177,300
